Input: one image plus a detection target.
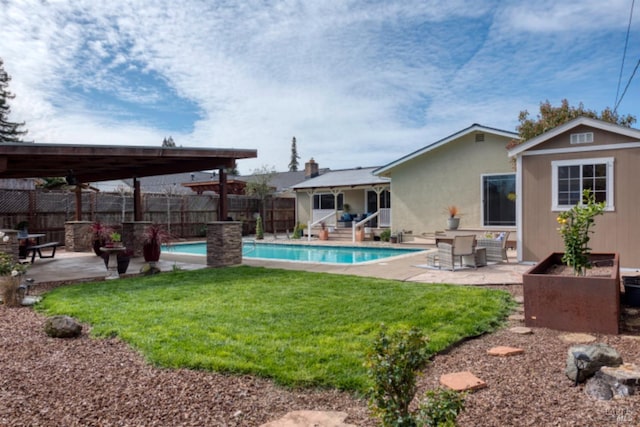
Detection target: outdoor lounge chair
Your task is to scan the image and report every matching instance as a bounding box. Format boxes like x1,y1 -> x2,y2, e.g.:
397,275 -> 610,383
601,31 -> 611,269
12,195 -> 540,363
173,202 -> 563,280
476,231 -> 510,263
437,234 -> 477,271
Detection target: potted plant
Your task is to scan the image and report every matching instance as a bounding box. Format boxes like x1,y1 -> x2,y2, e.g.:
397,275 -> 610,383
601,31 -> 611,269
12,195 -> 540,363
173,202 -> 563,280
522,190 -> 619,334
445,206 -> 461,230
380,229 -> 391,242
88,221 -> 111,256
355,225 -> 365,242
142,224 -> 171,263
107,231 -> 123,247
318,222 -> 329,240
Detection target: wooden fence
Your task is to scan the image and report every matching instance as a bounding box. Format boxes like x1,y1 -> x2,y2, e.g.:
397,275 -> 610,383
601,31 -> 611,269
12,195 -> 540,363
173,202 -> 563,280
0,189 -> 296,244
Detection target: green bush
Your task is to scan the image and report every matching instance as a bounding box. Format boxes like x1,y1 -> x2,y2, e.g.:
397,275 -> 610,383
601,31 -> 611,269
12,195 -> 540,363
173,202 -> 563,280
416,388 -> 466,427
380,229 -> 391,242
255,215 -> 264,240
365,325 -> 431,427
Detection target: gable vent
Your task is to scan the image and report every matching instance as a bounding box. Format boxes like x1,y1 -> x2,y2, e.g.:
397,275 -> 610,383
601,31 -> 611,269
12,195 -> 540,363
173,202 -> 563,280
475,133 -> 485,142
570,132 -> 594,144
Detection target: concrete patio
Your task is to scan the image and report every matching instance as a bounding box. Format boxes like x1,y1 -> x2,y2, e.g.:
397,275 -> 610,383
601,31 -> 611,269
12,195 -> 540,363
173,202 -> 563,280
22,243 -> 529,291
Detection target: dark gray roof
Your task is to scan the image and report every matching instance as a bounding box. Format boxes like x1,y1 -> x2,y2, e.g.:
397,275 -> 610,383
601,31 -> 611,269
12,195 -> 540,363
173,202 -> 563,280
291,167 -> 389,190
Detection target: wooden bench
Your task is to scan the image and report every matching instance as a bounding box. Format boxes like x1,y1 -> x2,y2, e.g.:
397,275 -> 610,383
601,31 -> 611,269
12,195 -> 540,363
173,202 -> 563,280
25,241 -> 60,263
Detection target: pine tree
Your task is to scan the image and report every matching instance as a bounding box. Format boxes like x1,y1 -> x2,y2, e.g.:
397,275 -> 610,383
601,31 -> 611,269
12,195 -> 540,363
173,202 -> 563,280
162,136 -> 176,147
0,58 -> 28,142
288,136 -> 300,171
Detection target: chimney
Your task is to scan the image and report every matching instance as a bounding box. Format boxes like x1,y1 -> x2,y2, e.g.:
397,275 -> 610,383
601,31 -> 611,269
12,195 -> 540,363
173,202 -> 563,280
305,158 -> 319,179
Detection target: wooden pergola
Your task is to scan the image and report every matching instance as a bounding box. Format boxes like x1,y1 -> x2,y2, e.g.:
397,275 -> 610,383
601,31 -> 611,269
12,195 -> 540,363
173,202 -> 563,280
0,143 -> 257,220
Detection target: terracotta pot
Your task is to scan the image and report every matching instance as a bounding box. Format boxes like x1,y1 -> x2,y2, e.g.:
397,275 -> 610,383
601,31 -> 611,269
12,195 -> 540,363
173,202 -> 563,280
318,230 -> 329,241
523,252 -> 620,334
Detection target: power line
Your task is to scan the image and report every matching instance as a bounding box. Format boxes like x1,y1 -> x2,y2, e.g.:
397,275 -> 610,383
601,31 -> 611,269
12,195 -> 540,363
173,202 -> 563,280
614,57 -> 640,113
614,0 -> 635,112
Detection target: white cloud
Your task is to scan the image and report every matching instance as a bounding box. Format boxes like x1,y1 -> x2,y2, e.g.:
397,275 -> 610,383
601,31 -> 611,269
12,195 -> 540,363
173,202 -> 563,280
1,0 -> 639,174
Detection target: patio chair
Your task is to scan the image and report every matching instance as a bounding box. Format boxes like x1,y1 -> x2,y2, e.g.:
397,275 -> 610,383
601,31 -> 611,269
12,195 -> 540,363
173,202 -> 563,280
476,231 -> 510,263
437,234 -> 477,271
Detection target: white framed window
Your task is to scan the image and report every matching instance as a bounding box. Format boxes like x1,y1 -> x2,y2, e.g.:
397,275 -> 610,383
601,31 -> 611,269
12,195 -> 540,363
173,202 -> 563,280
551,157 -> 614,211
313,193 -> 343,210
570,132 -> 594,144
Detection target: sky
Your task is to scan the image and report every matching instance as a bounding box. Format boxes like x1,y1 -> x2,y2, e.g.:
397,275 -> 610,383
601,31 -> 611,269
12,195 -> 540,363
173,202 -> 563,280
1,0 -> 640,174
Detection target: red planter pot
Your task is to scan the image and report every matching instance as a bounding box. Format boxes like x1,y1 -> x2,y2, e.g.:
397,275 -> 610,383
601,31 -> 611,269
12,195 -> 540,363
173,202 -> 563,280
523,252 -> 620,335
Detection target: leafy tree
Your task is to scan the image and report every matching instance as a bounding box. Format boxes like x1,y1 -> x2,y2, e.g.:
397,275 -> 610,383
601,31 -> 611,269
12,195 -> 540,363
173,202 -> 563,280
245,165 -> 277,227
288,136 -> 300,172
161,136 -> 176,147
511,99 -> 636,146
0,58 -> 28,142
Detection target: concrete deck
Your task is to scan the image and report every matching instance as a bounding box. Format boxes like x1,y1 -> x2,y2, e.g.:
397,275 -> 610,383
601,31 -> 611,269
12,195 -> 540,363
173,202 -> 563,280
23,243 -> 529,289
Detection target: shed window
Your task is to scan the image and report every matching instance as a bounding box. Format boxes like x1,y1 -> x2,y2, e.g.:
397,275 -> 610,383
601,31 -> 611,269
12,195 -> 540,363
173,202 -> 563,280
551,157 -> 614,211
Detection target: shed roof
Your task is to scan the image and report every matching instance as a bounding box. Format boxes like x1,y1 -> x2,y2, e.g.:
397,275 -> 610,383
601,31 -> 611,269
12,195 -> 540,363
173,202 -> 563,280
291,167 -> 389,190
0,143 -> 256,183
507,116 -> 640,157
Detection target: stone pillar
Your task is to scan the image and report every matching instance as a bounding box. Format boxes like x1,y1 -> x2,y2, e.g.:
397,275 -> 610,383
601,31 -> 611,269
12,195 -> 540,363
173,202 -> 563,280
64,221 -> 92,252
0,229 -> 19,261
207,221 -> 242,267
122,221 -> 151,258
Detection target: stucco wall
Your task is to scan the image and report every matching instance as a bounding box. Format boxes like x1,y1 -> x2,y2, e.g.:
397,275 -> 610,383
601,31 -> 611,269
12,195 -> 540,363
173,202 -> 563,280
389,132 -> 515,235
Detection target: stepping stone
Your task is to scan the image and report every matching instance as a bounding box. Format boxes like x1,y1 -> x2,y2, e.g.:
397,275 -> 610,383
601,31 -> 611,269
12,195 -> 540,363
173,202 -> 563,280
440,371 -> 487,392
487,346 -> 524,357
513,296 -> 524,304
514,306 -> 525,312
260,411 -> 356,427
508,314 -> 525,321
509,326 -> 533,335
559,333 -> 596,344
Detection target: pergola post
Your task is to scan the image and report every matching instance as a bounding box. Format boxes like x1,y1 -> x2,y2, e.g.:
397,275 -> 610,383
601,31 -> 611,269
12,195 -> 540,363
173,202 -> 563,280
218,168 -> 228,220
133,178 -> 142,222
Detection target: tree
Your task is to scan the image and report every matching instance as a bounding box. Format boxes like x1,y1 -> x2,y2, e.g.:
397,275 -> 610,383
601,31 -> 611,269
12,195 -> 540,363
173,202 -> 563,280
0,58 -> 28,142
512,99 -> 636,145
245,165 -> 277,230
288,136 -> 300,172
161,136 -> 176,147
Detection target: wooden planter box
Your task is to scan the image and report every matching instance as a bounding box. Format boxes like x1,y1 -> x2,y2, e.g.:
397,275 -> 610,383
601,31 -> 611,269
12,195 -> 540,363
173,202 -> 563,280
523,252 -> 620,335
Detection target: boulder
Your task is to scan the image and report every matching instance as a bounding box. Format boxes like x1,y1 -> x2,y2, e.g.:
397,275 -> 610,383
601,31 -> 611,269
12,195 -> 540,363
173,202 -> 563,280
565,343 -> 622,383
44,315 -> 82,338
584,375 -> 614,400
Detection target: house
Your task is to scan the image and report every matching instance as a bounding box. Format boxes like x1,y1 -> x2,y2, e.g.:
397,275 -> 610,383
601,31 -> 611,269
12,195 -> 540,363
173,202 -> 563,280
374,124 -> 518,236
291,159 -> 391,229
508,116 -> 640,269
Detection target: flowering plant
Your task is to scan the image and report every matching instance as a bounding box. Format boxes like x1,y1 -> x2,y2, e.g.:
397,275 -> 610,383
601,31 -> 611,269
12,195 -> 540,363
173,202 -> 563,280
0,232 -> 28,277
557,189 -> 606,276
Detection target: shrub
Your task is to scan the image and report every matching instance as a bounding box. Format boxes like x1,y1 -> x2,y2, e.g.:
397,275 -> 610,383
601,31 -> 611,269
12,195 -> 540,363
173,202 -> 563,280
380,229 -> 391,242
365,324 -> 431,427
415,388 -> 466,427
556,189 -> 606,276
255,215 -> 264,240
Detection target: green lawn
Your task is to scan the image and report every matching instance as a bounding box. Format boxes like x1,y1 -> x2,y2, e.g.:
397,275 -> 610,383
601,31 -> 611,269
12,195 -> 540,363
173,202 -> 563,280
37,266 -> 513,393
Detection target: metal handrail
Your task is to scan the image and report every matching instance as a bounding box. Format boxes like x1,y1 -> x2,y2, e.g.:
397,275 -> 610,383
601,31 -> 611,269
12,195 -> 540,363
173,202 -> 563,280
307,211 -> 336,241
352,211 -> 380,242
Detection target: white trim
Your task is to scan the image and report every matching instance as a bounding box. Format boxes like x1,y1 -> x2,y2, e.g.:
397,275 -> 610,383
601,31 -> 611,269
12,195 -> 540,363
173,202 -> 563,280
480,172 -> 516,227
551,157 -> 614,211
508,116 -> 640,158
520,141 -> 640,157
515,156 -> 523,263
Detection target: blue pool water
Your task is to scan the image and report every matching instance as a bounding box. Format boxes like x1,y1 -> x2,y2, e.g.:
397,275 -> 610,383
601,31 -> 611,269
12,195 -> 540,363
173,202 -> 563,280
166,242 -> 422,264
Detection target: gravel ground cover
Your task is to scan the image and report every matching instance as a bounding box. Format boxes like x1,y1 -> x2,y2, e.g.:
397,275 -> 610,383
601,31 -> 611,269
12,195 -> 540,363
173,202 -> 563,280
1,284 -> 639,426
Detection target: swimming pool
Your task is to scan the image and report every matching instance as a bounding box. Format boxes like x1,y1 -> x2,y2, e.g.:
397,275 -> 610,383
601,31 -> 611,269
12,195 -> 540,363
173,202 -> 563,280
166,242 -> 423,264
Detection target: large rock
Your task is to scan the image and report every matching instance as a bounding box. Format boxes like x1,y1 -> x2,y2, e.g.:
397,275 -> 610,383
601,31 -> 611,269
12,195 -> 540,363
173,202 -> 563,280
565,343 -> 622,383
44,315 -> 83,338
